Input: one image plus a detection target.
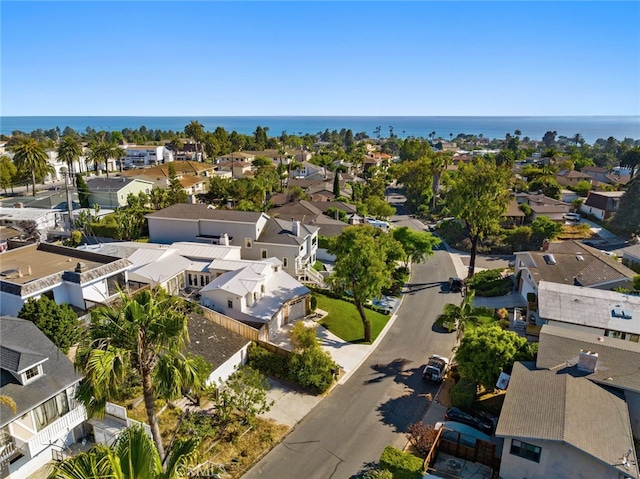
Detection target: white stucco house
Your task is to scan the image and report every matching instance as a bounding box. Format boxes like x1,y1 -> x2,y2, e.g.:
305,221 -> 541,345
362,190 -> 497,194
200,258 -> 310,340
0,317 -> 87,478
0,243 -> 130,317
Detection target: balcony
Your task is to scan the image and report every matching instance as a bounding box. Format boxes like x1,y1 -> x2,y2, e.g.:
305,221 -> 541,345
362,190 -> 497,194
13,405 -> 87,458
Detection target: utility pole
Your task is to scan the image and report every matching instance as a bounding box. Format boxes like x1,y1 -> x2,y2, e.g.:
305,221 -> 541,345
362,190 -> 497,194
64,171 -> 74,233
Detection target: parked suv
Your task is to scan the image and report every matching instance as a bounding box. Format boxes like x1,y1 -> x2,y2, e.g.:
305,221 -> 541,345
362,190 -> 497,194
563,212 -> 581,222
444,407 -> 496,435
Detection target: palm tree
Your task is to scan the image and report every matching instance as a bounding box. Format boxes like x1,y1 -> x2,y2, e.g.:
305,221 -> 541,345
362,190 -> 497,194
47,425 -> 199,479
10,137 -> 50,196
184,121 -> 205,162
75,289 -> 202,459
0,395 -> 17,413
57,135 -> 82,186
429,152 -> 452,211
438,290 -> 478,332
620,146 -> 640,180
87,140 -> 110,176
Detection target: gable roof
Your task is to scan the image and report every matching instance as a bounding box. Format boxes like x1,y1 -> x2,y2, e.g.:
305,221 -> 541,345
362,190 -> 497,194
147,204 -> 266,223
496,362 -> 637,478
556,169 -> 592,179
186,313 -> 251,371
86,177 -> 153,191
257,218 -> 319,245
583,191 -> 625,210
537,323 -> 640,393
0,317 -> 83,427
0,345 -> 47,374
516,241 -> 635,287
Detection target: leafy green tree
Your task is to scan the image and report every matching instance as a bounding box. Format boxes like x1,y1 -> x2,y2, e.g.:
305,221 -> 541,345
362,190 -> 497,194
365,195 -> 396,219
167,162 -> 189,205
328,225 -> 402,342
219,366 -> 273,425
633,274 -> 640,291
608,177 -> 640,237
429,152 -> 452,210
18,296 -> 80,354
531,216 -> 563,245
75,289 -> 202,459
528,176 -> 561,199
10,137 -> 51,196
333,170 -> 341,197
505,226 -> 533,251
76,173 -> 90,208
0,155 -> 18,194
47,425 -> 199,479
395,156 -> 433,214
444,159 -> 511,277
56,135 -> 83,185
454,324 -> 529,390
572,179 -> 592,197
392,226 -> 441,267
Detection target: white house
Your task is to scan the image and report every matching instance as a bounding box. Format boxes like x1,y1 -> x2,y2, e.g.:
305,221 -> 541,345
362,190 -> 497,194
580,191 -> 625,220
0,206 -> 66,242
537,280 -> 640,341
200,258 -> 310,341
0,317 -> 88,478
0,243 -> 130,317
86,177 -> 154,209
121,145 -> 171,168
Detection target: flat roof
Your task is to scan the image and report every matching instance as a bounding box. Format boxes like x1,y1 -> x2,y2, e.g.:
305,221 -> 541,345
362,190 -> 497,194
1,244 -> 107,285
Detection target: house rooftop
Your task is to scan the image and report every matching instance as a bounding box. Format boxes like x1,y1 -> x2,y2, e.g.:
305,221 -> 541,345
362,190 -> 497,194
258,218 -> 319,245
146,204 -> 266,222
86,177 -> 153,190
538,280 -> 640,335
0,317 -> 83,427
495,362 -> 637,478
1,243 -> 129,296
537,323 -> 640,393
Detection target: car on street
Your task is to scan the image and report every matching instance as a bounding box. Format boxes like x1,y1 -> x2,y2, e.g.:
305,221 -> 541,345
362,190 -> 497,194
444,407 -> 496,435
448,277 -> 464,293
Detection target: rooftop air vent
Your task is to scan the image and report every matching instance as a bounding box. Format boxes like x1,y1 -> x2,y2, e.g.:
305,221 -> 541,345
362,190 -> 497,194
576,255 -> 584,261
612,307 -> 632,319
543,254 -> 557,265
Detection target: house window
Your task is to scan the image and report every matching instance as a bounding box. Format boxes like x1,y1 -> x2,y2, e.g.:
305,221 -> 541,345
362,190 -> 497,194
227,299 -> 233,308
200,275 -> 205,287
283,257 -> 288,268
33,392 -> 69,431
510,439 -> 541,463
629,334 -> 639,343
187,274 -> 193,286
245,238 -> 252,248
261,249 -> 268,259
25,366 -> 40,380
261,284 -> 265,294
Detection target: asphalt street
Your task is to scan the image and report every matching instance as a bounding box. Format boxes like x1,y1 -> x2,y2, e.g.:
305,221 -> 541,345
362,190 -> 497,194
242,251 -> 460,479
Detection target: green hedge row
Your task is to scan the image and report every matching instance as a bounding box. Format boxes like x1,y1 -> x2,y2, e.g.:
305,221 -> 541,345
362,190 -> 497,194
450,377 -> 478,410
379,446 -> 423,479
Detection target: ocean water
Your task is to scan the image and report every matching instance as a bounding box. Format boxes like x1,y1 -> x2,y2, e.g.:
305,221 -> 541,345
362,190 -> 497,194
1,116 -> 639,144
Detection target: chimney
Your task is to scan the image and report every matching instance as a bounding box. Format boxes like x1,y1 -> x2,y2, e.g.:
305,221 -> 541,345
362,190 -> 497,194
542,239 -> 550,251
577,350 -> 598,373
220,232 -> 229,246
75,262 -> 88,273
292,219 -> 301,237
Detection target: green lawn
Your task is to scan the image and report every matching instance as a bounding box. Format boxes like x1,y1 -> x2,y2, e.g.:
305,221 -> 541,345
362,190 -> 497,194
315,293 -> 391,344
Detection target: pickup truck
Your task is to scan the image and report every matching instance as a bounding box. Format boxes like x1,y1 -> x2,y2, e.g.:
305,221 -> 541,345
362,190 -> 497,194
422,355 -> 450,383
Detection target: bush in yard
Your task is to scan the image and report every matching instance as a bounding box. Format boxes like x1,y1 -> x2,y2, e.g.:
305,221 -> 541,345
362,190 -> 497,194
310,294 -> 318,312
406,422 -> 438,458
449,377 -> 478,410
379,446 -> 423,479
287,347 -> 337,394
247,344 -> 288,377
18,296 -> 80,354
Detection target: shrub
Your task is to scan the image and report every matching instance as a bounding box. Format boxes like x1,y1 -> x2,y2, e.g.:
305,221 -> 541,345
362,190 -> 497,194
449,377 -> 477,410
247,344 -> 288,377
287,347 -> 337,394
379,446 -> 423,479
310,295 -> 318,311
18,296 -> 80,354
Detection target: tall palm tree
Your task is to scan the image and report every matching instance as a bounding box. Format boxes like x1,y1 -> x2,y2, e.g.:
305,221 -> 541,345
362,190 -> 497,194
10,137 -> 51,196
47,425 -> 199,479
57,135 -> 82,186
429,151 -> 451,211
184,121 -> 205,162
620,146 -> 640,180
75,289 -> 202,459
438,290 -> 478,332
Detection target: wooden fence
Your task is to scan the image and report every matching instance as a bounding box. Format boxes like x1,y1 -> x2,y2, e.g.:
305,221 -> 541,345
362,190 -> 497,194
199,305 -> 265,342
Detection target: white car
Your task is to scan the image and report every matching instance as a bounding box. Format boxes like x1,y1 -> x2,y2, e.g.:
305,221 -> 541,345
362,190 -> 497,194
563,213 -> 581,222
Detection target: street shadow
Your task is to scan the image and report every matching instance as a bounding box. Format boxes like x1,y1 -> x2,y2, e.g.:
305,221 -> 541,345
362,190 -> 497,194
403,281 -> 445,294
374,365 -> 438,433
349,462 -> 380,479
365,358 -> 411,384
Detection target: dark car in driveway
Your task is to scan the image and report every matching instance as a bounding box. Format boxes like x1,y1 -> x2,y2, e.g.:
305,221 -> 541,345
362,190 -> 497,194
444,407 -> 496,435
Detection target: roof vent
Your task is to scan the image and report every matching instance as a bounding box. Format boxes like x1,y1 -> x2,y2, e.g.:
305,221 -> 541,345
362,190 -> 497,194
577,350 -> 598,373
75,262 -> 88,273
543,254 -> 557,265
576,255 -> 584,261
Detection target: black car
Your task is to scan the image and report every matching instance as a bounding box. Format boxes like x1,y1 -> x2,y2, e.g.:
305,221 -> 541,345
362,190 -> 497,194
448,277 -> 464,293
444,407 -> 496,435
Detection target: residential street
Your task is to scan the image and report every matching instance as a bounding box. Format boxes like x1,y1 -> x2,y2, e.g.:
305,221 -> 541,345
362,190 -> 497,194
242,251 -> 460,479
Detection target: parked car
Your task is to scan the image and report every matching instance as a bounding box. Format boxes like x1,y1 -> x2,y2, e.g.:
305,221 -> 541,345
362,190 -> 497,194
563,212 -> 581,222
444,407 -> 496,435
448,277 -> 464,293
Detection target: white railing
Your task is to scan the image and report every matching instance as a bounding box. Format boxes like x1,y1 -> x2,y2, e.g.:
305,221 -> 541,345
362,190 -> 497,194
22,405 -> 87,457
296,266 -> 325,286
105,402 -> 153,440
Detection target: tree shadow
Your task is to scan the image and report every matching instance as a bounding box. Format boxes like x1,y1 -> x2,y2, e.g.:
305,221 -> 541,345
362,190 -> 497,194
365,358 -> 411,384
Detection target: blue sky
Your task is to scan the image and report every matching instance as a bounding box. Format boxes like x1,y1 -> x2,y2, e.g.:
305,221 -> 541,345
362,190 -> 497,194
2,1 -> 639,116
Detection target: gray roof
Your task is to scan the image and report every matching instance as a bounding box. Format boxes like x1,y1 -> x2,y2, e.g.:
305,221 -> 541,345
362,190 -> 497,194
0,317 -> 83,427
515,240 -> 635,287
146,204 -> 265,223
186,313 -> 251,369
496,362 -> 637,478
536,323 -> 640,393
87,177 -> 151,191
538,281 -> 640,335
257,218 -> 319,245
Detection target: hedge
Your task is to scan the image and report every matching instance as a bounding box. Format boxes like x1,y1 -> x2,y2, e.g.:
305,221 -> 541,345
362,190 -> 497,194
379,446 -> 423,479
449,377 -> 478,410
